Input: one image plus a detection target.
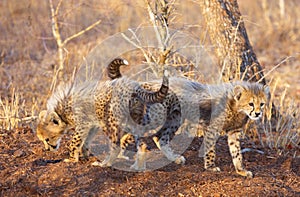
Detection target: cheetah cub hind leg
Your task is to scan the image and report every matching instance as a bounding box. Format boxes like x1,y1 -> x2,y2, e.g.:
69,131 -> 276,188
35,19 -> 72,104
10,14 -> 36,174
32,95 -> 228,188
130,141 -> 149,171
117,133 -> 136,160
92,143 -> 120,167
152,136 -> 186,165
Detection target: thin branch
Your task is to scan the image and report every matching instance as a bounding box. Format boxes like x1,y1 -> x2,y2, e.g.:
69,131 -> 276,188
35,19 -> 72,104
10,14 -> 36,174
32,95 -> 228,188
0,116 -> 37,121
49,0 -> 63,48
49,0 -> 63,93
121,30 -> 159,77
257,56 -> 294,84
144,0 -> 164,49
55,0 -> 63,16
144,0 -> 174,75
62,19 -> 102,46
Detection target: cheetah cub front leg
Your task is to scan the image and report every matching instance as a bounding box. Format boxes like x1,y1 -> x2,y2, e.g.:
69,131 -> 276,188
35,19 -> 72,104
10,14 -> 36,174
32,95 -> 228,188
63,132 -> 85,162
228,130 -> 253,178
203,129 -> 221,172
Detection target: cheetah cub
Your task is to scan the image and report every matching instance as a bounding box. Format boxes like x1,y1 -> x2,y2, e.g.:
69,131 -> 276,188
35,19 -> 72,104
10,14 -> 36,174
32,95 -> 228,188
36,59 -> 169,166
105,60 -> 269,177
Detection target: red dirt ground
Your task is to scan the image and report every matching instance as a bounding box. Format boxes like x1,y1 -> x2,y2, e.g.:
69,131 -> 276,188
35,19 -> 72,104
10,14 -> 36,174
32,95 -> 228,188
0,126 -> 299,196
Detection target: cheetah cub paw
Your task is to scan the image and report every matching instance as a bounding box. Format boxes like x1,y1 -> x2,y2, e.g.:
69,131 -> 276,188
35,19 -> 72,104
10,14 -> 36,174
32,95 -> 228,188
63,158 -> 78,163
206,166 -> 221,172
91,160 -> 113,167
237,170 -> 253,178
175,156 -> 186,165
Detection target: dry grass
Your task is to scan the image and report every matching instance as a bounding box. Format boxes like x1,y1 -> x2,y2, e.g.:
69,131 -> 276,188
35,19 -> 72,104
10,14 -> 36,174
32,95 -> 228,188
0,0 -> 299,152
0,88 -> 38,130
258,78 -> 300,152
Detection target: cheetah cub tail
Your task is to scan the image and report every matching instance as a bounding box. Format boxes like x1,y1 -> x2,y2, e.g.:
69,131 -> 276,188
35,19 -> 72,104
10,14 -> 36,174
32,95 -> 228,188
107,58 -> 129,79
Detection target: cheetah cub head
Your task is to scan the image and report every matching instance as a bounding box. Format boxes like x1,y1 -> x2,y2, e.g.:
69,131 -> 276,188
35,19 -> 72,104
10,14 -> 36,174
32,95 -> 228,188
36,110 -> 67,151
233,83 -> 269,121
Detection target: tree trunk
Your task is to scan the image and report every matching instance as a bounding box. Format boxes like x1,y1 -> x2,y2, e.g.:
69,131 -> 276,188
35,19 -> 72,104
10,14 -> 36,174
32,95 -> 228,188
199,0 -> 266,85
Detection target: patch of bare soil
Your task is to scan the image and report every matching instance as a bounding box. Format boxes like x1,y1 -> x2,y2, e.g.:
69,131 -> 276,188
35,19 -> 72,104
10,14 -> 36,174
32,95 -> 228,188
0,127 -> 299,196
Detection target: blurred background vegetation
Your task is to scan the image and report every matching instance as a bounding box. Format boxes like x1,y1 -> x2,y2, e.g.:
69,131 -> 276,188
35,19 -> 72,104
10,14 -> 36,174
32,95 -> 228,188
0,0 -> 299,149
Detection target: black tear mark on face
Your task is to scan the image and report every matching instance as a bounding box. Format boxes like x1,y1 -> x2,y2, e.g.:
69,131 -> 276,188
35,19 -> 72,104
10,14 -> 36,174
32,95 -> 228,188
49,144 -> 57,149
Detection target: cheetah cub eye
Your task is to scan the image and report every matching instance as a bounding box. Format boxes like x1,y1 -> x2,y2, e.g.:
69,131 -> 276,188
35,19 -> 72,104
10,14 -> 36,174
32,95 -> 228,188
51,118 -> 59,125
248,102 -> 254,107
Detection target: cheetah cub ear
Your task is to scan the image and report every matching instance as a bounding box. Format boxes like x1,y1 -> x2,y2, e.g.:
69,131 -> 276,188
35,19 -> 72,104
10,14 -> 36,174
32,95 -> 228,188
38,110 -> 48,122
233,85 -> 245,101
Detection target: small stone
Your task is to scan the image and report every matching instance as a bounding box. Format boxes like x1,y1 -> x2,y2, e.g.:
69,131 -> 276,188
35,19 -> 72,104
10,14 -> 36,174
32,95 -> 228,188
13,149 -> 24,158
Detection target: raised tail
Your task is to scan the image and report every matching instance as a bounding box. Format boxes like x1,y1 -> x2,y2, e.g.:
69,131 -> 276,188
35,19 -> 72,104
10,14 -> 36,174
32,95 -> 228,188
107,58 -> 129,79
134,69 -> 169,104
